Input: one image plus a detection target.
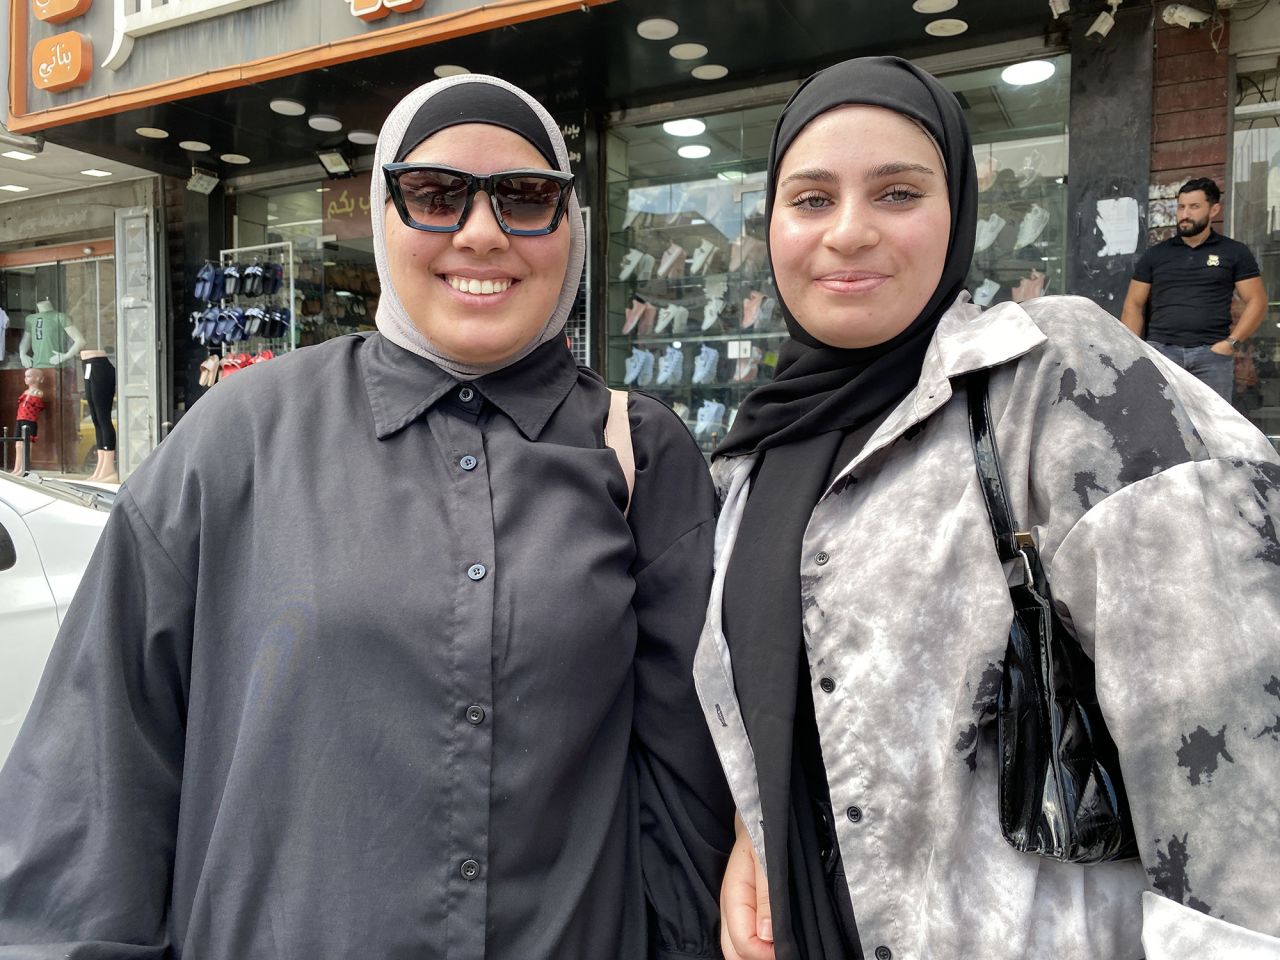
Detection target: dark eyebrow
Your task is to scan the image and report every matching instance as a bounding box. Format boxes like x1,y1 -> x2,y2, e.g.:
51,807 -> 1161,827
777,167 -> 839,190
778,162 -> 938,190
865,161 -> 937,181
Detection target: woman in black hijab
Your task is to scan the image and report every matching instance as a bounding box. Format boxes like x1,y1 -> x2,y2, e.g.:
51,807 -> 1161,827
702,56 -> 1280,960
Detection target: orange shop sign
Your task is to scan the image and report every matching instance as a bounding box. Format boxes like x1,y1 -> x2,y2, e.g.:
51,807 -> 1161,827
347,0 -> 425,22
32,32 -> 92,93
32,0 -> 93,25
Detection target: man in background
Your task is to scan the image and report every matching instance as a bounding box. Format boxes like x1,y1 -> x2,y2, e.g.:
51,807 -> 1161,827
1122,177 -> 1267,401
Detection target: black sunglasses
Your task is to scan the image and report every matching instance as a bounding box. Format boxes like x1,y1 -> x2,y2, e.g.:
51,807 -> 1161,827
383,163 -> 575,237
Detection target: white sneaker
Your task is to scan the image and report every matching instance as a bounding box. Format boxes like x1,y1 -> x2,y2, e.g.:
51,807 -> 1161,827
623,347 -> 645,385
694,400 -> 725,437
704,274 -> 728,298
672,401 -> 691,422
692,345 -> 720,384
1015,204 -> 1050,249
671,304 -> 689,334
974,213 -> 1006,252
703,297 -> 724,330
637,349 -> 656,386
636,253 -> 656,281
690,239 -> 718,275
656,345 -> 684,385
726,405 -> 738,432
973,278 -> 1000,307
619,248 -> 643,281
656,304 -> 676,334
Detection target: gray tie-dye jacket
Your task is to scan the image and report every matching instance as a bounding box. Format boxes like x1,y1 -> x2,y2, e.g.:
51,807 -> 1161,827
694,294 -> 1280,959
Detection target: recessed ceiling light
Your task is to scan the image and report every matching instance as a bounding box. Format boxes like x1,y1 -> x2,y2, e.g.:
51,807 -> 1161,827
912,0 -> 957,12
663,118 -> 706,137
677,144 -> 711,159
179,140 -> 211,152
316,187 -> 330,193
0,184 -> 30,192
433,64 -> 469,78
221,153 -> 251,164
270,98 -> 306,116
268,214 -> 278,221
81,169 -> 112,177
669,42 -> 708,60
308,114 -> 343,132
925,17 -> 969,36
691,64 -> 729,81
348,130 -> 379,145
1001,60 -> 1056,86
636,17 -> 679,40
2,150 -> 37,161
136,126 -> 168,138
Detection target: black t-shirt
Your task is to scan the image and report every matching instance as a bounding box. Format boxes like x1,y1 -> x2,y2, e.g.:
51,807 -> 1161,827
1133,231 -> 1260,346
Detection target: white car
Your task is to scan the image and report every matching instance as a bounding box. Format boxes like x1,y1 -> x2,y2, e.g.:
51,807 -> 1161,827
0,473 -> 112,767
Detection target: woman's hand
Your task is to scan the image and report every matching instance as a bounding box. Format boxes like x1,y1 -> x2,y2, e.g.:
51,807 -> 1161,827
720,814 -> 775,960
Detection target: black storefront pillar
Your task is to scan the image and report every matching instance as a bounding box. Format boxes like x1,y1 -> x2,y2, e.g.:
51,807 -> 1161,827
1065,6 -> 1155,316
178,184 -> 226,416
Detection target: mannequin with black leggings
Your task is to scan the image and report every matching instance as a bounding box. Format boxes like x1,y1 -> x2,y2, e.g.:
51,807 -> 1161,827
81,349 -> 117,482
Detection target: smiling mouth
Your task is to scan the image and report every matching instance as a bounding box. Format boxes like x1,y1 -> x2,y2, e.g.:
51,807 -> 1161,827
445,275 -> 515,295
815,272 -> 890,294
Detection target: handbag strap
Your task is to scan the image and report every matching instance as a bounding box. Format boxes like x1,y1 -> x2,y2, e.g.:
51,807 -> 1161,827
964,369 -> 1032,565
604,388 -> 634,519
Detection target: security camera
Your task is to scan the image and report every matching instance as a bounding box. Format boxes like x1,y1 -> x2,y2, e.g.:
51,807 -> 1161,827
1086,0 -> 1121,38
1162,3 -> 1211,26
1048,0 -> 1070,16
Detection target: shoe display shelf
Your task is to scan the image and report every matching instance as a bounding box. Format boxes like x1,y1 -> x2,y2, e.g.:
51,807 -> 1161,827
607,208 -> 786,454
967,162 -> 1066,309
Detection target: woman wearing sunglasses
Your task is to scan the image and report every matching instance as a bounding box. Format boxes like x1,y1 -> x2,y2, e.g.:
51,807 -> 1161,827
697,57 -> 1280,960
0,75 -> 733,959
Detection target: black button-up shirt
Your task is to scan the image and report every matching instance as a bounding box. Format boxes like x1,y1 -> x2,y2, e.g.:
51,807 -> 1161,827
0,334 -> 733,959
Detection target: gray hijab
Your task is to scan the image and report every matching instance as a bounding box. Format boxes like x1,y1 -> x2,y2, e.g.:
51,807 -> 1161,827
371,74 -> 586,380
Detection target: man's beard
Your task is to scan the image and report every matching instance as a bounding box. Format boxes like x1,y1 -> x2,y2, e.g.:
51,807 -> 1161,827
1177,214 -> 1210,237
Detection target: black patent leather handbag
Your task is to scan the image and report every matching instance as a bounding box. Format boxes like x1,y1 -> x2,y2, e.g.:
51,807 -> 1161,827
965,369 -> 1138,864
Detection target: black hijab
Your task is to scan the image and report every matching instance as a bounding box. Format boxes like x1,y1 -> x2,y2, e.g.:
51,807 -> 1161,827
717,56 -> 977,457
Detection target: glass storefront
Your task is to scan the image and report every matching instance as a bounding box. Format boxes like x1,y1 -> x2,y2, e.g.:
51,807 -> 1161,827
1231,65 -> 1280,450
604,56 -> 1070,451
1,256 -> 116,475
228,173 -> 379,353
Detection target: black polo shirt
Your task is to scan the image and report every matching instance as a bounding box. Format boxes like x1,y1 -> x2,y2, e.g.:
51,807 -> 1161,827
1133,230 -> 1260,346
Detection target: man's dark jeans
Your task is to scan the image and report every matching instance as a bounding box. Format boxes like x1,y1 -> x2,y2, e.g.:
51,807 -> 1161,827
1148,341 -> 1234,402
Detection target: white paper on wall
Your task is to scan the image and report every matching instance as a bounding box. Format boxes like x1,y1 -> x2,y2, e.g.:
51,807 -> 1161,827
1096,197 -> 1140,256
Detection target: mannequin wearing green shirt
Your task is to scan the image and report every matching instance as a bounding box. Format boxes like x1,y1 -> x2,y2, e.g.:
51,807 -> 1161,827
19,299 -> 85,369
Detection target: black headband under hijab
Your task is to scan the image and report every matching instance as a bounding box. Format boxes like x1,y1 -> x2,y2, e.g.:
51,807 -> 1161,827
716,56 -> 977,457
395,82 -> 558,165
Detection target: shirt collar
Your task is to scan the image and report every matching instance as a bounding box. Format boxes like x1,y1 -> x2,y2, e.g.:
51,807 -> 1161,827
360,333 -> 579,441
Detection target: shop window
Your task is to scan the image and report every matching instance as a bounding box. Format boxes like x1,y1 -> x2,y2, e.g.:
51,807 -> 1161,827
1231,65 -> 1280,451
603,55 -> 1070,453
1,257 -> 116,476
230,175 -> 379,352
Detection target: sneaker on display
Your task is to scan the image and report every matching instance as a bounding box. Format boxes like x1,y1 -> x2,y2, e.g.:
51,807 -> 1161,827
703,297 -> 725,330
619,248 -> 643,281
657,345 -> 685,385
1018,148 -> 1043,188
636,253 -> 657,282
691,239 -> 718,275
656,304 -> 677,334
726,405 -> 738,432
742,291 -> 766,330
637,302 -> 657,337
974,213 -> 1007,253
692,345 -> 720,384
694,400 -> 727,438
704,274 -> 728,299
622,298 -> 648,335
755,297 -> 779,331
1012,268 -> 1046,303
623,347 -> 646,385
734,346 -> 764,382
1015,204 -> 1050,249
671,304 -> 689,334
973,278 -> 1000,307
637,349 -> 656,386
658,243 -> 686,278
672,401 -> 691,422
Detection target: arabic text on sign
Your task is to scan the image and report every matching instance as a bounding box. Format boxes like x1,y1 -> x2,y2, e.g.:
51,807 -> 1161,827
32,31 -> 93,92
348,0 -> 424,22
32,0 -> 93,25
